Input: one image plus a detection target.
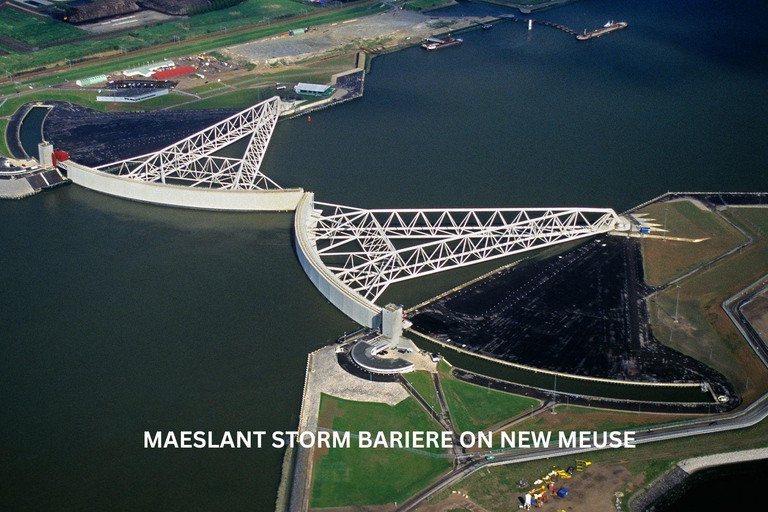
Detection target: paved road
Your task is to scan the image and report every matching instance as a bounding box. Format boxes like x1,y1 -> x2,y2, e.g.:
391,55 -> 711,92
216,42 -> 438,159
398,264 -> 768,511
396,390 -> 768,511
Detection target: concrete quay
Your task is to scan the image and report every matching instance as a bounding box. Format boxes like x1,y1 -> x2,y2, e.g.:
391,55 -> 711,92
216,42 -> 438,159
286,344 -> 408,512
678,447 -> 768,473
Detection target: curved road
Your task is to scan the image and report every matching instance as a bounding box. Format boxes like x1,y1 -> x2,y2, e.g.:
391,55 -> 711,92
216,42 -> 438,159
397,271 -> 768,512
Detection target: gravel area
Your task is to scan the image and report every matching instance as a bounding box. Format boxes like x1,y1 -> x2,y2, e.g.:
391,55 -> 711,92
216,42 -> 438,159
678,447 -> 768,473
226,9 -> 451,68
302,346 -> 408,432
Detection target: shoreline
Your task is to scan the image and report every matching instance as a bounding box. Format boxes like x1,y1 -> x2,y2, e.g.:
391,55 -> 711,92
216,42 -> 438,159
630,449 -> 768,511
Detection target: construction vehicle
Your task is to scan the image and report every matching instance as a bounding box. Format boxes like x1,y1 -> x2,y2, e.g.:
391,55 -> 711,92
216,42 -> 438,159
576,459 -> 592,471
555,469 -> 572,479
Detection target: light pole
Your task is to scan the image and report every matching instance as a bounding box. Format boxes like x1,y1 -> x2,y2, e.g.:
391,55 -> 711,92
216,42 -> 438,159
674,284 -> 681,323
663,206 -> 669,240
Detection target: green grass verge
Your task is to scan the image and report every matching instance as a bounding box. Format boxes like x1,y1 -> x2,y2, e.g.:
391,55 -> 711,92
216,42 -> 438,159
0,90 -> 106,117
0,2 -> 386,80
311,393 -> 451,508
439,405 -> 768,512
639,200 -> 746,286
649,207 -> 768,402
439,370 -> 539,432
0,89 -> 194,118
403,0 -> 456,11
0,117 -> 10,157
0,8 -> 85,48
500,404 -> 693,449
172,87 -> 267,109
405,371 -> 441,412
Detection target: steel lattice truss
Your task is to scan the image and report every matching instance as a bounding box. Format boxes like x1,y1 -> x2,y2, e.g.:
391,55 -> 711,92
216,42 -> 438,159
95,96 -> 282,190
308,203 -> 620,302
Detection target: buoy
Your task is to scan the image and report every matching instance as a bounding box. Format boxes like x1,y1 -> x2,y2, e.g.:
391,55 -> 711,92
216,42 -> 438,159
307,116 -> 312,122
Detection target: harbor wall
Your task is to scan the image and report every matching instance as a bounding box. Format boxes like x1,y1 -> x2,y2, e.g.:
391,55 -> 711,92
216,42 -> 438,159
294,192 -> 382,329
61,160 -> 304,211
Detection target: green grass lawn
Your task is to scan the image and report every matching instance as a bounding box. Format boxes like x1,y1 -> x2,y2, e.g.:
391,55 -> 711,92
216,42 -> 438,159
649,207 -> 768,403
503,404 -> 691,444
311,394 -> 451,508
0,89 -> 194,118
0,90 -> 105,117
0,118 -> 10,157
0,1 -> 385,78
438,404 -> 768,512
405,371 -> 441,412
639,200 -> 746,286
0,8 -> 85,47
403,0 -> 456,11
440,372 -> 539,432
172,87 -> 268,109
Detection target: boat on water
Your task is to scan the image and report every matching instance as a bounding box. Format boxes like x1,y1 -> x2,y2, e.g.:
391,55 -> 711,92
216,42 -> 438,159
421,37 -> 463,50
576,21 -> 627,41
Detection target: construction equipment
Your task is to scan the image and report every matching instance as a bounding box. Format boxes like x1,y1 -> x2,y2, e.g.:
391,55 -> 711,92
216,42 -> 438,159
576,459 -> 592,471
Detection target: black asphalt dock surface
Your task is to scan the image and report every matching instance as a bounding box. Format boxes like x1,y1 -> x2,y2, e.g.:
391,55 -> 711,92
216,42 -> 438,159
42,102 -> 240,167
408,236 -> 732,395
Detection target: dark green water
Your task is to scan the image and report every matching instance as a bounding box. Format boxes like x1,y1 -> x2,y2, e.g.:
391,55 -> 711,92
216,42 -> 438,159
2,0 -> 768,510
18,106 -> 49,158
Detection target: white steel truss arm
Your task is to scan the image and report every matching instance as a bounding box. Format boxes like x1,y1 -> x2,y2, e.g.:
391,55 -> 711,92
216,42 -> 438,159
95,96 -> 282,190
307,203 -> 620,302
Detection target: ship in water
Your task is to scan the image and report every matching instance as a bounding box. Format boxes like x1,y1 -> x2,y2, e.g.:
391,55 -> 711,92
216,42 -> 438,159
576,21 -> 627,40
421,37 -> 463,50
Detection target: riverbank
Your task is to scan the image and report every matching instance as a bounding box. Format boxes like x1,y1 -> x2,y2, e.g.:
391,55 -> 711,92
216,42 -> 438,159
630,448 -> 768,511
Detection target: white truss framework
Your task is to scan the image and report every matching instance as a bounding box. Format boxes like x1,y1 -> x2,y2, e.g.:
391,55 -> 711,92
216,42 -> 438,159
308,203 -> 620,302
95,96 -> 282,190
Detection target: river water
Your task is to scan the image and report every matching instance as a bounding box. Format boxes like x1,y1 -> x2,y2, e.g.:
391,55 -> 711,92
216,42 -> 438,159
1,0 -> 767,510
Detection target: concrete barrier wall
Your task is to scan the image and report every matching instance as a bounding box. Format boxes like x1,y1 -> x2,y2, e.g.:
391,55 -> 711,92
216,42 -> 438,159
62,160 -> 304,211
294,192 -> 382,329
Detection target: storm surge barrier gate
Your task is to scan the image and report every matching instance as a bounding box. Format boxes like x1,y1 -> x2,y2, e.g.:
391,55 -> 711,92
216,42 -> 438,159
295,193 -> 621,328
94,96 -> 282,190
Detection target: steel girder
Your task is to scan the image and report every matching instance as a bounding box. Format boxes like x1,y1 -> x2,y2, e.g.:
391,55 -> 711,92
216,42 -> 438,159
308,203 -> 620,302
95,96 -> 282,190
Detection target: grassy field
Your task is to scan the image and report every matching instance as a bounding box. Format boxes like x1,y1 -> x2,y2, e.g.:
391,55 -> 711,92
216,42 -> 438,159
0,90 -> 106,117
310,393 -> 451,508
0,8 -> 85,48
437,405 -> 768,512
403,0 -> 456,11
173,87 -> 268,109
0,89 -> 193,118
639,199 -> 746,286
649,207 -> 768,404
0,1 -> 384,79
439,367 -> 540,432
507,404 -> 691,436
404,371 -> 441,412
0,118 -> 10,157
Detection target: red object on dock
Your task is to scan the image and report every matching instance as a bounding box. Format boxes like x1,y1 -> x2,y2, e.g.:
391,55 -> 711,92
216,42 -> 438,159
52,150 -> 70,166
151,65 -> 196,80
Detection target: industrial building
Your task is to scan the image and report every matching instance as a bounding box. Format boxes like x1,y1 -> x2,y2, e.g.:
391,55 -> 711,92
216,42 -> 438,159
294,83 -> 335,97
96,88 -> 169,103
123,60 -> 175,78
76,75 -> 109,87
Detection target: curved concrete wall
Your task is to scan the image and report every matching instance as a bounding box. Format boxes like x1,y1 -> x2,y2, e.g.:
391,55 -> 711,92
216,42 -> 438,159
61,160 -> 304,211
294,192 -> 382,329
